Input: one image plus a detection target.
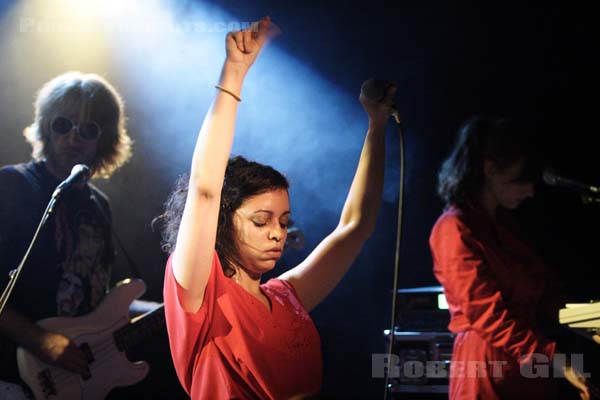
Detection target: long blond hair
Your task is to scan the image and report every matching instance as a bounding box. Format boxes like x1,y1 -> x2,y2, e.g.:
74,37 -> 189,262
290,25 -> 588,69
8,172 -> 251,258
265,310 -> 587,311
23,71 -> 133,178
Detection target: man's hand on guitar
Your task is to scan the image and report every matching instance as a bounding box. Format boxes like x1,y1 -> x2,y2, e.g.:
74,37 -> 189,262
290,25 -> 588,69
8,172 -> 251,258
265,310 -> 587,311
32,330 -> 90,377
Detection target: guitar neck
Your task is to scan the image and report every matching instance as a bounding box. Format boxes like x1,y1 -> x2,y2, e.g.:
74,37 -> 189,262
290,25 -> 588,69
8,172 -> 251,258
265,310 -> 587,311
114,304 -> 165,352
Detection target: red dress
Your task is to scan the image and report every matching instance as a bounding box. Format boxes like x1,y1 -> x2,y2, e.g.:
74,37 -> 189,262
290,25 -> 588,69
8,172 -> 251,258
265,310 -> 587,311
430,204 -> 556,400
163,252 -> 322,399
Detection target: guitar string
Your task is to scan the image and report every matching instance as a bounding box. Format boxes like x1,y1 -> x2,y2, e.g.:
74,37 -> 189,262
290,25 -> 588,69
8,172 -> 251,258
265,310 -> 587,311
50,341 -> 132,386
51,349 -> 133,388
49,339 -> 118,386
36,312 -> 164,388
51,346 -> 151,389
49,332 -> 133,384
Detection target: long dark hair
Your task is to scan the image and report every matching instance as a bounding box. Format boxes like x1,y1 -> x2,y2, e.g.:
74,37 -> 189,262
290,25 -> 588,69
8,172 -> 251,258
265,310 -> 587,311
155,156 -> 289,276
437,115 -> 541,207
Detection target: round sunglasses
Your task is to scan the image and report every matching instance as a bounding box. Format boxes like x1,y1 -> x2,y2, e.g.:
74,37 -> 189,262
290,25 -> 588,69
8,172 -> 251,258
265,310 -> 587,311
50,116 -> 102,141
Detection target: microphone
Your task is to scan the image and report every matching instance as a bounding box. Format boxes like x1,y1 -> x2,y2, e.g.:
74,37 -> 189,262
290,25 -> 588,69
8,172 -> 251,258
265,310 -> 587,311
284,227 -> 305,252
542,169 -> 599,193
360,78 -> 401,124
52,164 -> 91,198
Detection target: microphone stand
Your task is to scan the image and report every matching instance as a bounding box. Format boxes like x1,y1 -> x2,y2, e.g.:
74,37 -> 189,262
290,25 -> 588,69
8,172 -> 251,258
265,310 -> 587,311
0,187 -> 65,316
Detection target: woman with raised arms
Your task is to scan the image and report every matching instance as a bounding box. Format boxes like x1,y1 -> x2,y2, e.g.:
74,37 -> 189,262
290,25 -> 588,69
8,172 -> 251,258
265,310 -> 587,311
159,17 -> 396,399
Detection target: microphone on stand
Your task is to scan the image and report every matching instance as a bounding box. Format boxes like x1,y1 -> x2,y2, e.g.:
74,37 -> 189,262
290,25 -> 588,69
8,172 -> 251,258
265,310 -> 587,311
542,169 -> 599,193
52,164 -> 91,198
360,78 -> 401,124
1,163 -> 91,315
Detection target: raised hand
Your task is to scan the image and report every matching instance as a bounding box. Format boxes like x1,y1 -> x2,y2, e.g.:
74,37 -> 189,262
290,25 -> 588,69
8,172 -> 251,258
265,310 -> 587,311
359,80 -> 398,128
225,16 -> 280,71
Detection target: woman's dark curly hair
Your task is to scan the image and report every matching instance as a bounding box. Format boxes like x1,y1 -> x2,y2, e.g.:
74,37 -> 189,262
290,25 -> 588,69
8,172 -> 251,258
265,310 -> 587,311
156,156 -> 289,276
437,115 -> 542,208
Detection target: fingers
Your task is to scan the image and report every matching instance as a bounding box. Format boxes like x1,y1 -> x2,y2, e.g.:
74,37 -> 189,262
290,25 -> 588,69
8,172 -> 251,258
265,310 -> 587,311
382,82 -> 398,105
378,82 -> 398,119
37,332 -> 90,376
580,388 -> 590,400
564,365 -> 588,392
229,28 -> 261,55
358,80 -> 399,126
230,31 -> 245,53
255,16 -> 281,47
236,16 -> 279,53
60,342 -> 90,377
243,30 -> 253,54
224,16 -> 278,69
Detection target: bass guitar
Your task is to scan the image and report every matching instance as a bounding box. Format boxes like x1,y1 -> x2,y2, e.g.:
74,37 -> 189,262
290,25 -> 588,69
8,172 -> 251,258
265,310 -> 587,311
16,279 -> 164,400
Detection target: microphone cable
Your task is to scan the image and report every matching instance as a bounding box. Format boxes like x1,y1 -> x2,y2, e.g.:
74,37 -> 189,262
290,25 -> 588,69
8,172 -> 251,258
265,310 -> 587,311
383,115 -> 405,400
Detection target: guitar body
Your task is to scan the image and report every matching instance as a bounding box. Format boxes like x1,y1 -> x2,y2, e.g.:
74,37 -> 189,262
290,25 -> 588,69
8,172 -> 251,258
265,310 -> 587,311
17,279 -> 150,400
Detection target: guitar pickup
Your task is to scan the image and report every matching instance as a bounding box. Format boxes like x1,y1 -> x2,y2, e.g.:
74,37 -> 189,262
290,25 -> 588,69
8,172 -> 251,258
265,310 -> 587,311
79,342 -> 93,381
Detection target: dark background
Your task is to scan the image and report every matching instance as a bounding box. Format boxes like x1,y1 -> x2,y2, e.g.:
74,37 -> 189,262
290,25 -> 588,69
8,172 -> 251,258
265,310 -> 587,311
1,0 -> 599,398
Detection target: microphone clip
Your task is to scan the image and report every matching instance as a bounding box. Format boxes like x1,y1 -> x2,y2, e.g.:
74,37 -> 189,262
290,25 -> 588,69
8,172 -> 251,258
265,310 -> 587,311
52,164 -> 91,199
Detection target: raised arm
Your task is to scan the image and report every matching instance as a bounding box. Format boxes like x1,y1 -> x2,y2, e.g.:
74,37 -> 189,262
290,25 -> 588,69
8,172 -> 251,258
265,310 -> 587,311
171,18 -> 274,313
279,83 -> 396,311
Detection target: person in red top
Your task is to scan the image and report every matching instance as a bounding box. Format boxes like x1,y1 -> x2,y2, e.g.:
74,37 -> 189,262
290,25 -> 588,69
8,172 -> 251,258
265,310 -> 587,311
430,116 -> 590,399
156,18 -> 396,399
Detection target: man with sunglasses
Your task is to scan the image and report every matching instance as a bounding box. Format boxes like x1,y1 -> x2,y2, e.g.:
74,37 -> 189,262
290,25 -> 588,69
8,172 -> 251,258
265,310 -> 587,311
0,72 -> 133,392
